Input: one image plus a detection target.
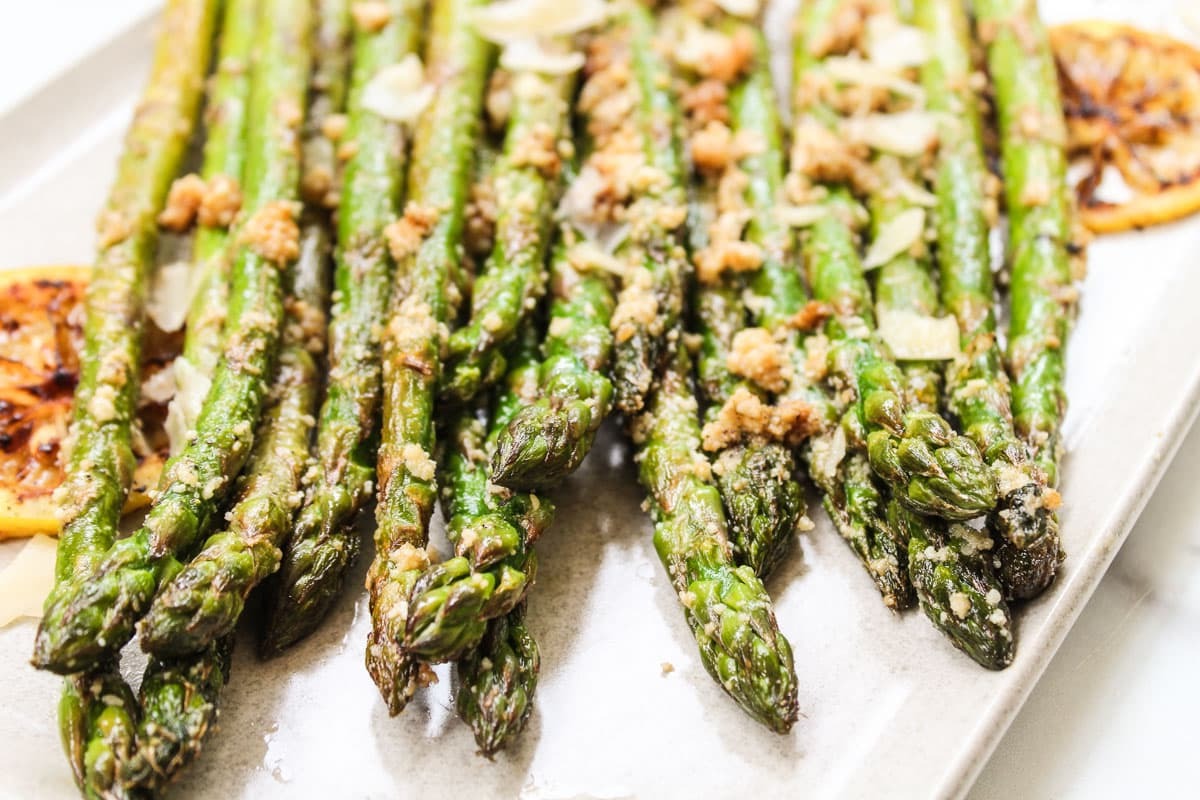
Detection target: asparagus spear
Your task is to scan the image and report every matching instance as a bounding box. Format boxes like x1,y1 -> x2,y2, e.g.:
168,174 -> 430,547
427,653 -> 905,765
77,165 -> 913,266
607,3 -> 690,415
59,668 -> 142,800
899,504 -> 1014,669
124,9 -> 347,784
682,21 -> 809,578
262,0 -> 422,654
45,0 -> 217,592
119,638 -> 233,793
868,159 -> 943,415
364,0 -> 491,710
177,0 -> 259,379
44,0 -> 218,790
33,0 -> 312,674
490,11 -> 686,491
395,330 -> 552,670
634,343 -> 798,733
138,240 -> 328,656
973,0 -> 1073,598
137,0 -> 351,660
489,232 -> 617,491
438,60 -> 576,404
790,0 -> 996,523
456,603 -> 538,757
867,154 -> 1015,665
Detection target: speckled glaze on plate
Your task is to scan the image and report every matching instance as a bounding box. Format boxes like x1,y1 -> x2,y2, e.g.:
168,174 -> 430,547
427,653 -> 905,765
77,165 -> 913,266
2,1 -> 1199,798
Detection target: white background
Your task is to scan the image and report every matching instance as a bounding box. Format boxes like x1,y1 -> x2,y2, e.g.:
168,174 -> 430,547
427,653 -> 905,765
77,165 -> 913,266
0,1 -> 1195,797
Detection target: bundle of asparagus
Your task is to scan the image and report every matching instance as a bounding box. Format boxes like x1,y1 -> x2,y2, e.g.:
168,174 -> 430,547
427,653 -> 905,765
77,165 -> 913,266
28,0 -> 1089,791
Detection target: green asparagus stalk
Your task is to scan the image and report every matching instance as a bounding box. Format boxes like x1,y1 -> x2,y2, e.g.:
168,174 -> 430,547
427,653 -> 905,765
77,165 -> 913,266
135,0 -> 350,660
439,61 -> 576,404
364,0 -> 491,710
300,0 -> 354,214
39,9 -> 216,786
867,152 -> 1016,664
179,0 -> 259,377
899,504 -> 1015,669
868,159 -> 943,415
46,0 -> 217,594
138,236 -> 329,657
55,3 -> 222,790
395,330 -> 552,670
33,0 -> 312,674
635,343 -> 798,733
51,1 -> 219,790
119,638 -> 233,793
59,667 -> 142,800
973,0 -> 1073,598
790,0 -> 996,523
488,231 -> 617,491
262,0 -> 422,654
489,16 -> 674,493
456,603 -> 539,757
608,3 -> 690,415
123,9 -> 347,785
687,22 -> 809,578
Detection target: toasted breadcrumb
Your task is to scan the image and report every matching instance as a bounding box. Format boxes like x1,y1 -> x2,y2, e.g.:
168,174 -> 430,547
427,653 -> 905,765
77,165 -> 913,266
611,268 -> 658,343
400,443 -> 436,482
392,543 -> 430,572
511,121 -> 561,176
681,79 -> 729,129
701,26 -> 755,84
158,173 -> 207,231
321,113 -> 348,141
464,173 -> 498,258
690,120 -> 735,174
790,119 -> 877,195
284,297 -> 327,355
696,240 -> 762,283
351,1 -> 391,31
275,98 -> 303,130
197,174 -> 242,228
790,300 -> 834,332
384,202 -> 439,263
727,328 -> 790,393
702,387 -> 821,450
240,201 -> 300,265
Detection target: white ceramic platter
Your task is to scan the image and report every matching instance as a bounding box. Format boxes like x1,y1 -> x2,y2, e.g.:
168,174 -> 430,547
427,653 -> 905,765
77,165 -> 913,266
2,1 -> 1198,798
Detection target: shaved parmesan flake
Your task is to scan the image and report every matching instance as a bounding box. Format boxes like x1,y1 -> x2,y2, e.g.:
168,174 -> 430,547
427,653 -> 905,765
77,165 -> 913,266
894,175 -> 938,207
146,260 -> 192,333
776,204 -> 828,227
714,0 -> 759,18
567,241 -> 627,276
470,0 -> 608,43
164,356 -> 212,456
863,207 -> 925,269
362,54 -> 434,125
865,16 -> 929,70
878,310 -> 961,360
809,426 -> 847,483
824,56 -> 923,99
558,165 -> 607,225
140,366 -> 177,405
593,222 -> 630,255
0,534 -> 57,627
844,111 -> 939,157
501,38 -> 584,75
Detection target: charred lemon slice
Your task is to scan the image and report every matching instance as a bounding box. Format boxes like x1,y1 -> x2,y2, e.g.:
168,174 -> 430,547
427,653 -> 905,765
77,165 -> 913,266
0,266 -> 170,539
1052,21 -> 1200,233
